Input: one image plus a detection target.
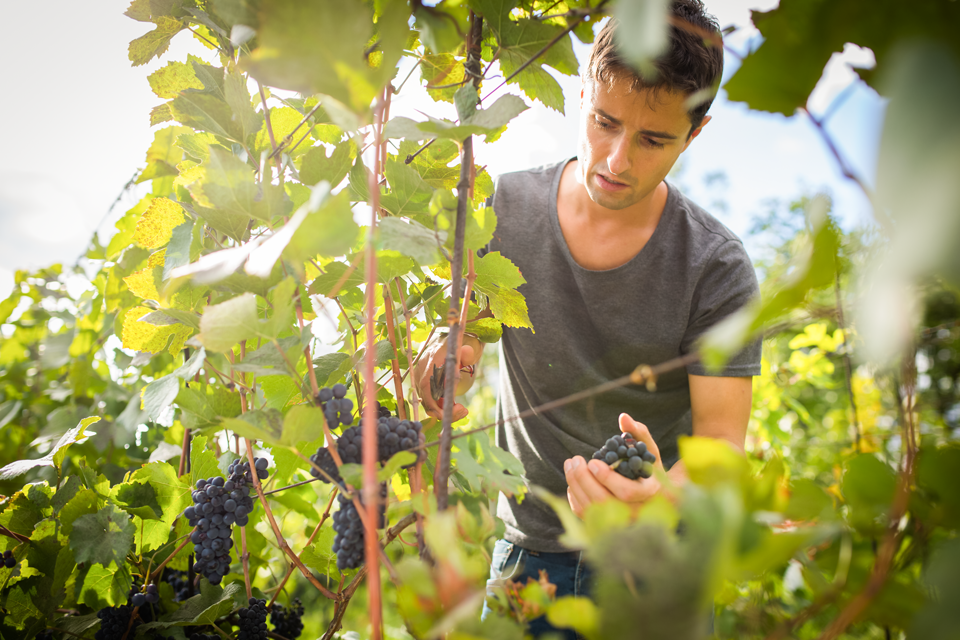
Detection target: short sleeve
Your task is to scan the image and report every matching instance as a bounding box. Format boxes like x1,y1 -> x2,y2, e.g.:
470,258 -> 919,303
682,239 -> 762,377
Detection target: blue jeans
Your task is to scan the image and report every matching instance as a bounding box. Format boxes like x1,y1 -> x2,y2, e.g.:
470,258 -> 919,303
481,539 -> 592,640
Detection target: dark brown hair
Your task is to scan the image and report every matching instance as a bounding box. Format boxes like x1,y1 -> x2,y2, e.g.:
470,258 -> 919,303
585,0 -> 724,134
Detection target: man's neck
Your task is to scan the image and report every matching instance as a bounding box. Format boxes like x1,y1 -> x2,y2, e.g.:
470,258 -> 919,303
556,159 -> 670,271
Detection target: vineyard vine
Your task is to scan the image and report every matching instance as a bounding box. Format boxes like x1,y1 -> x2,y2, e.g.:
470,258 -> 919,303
1,0 -> 960,639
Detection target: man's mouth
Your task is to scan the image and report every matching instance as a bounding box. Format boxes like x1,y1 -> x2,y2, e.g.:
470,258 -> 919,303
596,173 -> 629,191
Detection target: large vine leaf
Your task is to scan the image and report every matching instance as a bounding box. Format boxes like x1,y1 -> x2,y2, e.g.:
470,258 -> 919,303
69,504 -> 137,567
188,147 -> 291,222
139,581 -> 246,632
0,417 -> 99,480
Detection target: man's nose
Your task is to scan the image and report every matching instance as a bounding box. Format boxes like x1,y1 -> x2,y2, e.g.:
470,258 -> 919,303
607,133 -> 631,176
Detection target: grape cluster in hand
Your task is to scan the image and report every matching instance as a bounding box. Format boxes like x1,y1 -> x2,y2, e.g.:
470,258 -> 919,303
315,383 -> 354,427
270,598 -> 305,640
238,597 -> 269,640
591,434 -> 656,480
332,484 -> 387,571
2,550 -> 14,568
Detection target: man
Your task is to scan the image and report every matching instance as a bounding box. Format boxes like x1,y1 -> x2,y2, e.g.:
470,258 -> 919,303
415,2 -> 760,636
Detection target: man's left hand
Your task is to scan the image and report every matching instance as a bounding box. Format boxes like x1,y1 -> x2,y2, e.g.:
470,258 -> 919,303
563,413 -> 665,518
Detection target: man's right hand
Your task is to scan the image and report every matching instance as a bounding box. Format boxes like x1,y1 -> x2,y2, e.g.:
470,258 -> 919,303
413,333 -> 484,421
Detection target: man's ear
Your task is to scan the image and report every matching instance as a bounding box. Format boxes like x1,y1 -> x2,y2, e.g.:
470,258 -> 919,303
682,115 -> 711,152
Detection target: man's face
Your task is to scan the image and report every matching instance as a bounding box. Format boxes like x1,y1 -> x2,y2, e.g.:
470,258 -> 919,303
576,74 -> 708,211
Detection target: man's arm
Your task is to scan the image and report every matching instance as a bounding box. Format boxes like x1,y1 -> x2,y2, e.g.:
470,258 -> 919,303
563,374 -> 753,517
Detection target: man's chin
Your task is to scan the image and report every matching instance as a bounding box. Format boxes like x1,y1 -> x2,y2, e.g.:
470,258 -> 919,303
585,183 -> 636,211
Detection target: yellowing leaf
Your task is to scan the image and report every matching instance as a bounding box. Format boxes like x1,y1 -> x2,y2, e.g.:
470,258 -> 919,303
148,60 -> 204,98
135,197 -> 186,249
148,249 -> 166,268
123,268 -> 160,301
122,306 -> 193,355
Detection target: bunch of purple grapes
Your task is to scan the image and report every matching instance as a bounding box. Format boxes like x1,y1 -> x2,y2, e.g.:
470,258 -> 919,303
237,597 -> 269,640
130,583 -> 160,607
270,598 -> 305,639
591,433 -> 656,480
184,476 -> 236,585
315,384 -> 354,428
2,550 -> 15,568
331,483 -> 387,571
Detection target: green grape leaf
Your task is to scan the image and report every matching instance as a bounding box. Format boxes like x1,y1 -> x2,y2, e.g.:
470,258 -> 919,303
259,374 -> 302,411
175,131 -> 220,162
196,293 -> 261,352
313,352 -> 351,388
54,612 -> 102,637
379,217 -> 445,266
171,92 -> 242,140
69,504 -> 136,567
300,525 -> 343,576
383,95 -> 528,142
547,596 -> 599,640
225,68 -> 264,144
0,416 -> 99,480
421,52 -> 466,102
465,317 -> 502,343
472,0 -> 578,112
233,336 -> 301,376
379,451 -> 417,481
255,106 -> 316,157
141,375 -> 181,421
189,147 -> 291,222
148,59 -> 205,98
79,562 -> 132,609
380,157 -> 436,217
163,219 -> 195,281
281,405 -> 324,447
283,189 -> 360,264
474,251 -> 526,290
129,16 -> 184,67
299,140 -> 356,187
191,435 -> 222,485
139,581 -> 246,631
138,125 -> 192,183
241,0 -> 382,111
842,453 -> 897,533
110,481 -> 163,520
414,0 -> 469,54
220,410 -> 284,447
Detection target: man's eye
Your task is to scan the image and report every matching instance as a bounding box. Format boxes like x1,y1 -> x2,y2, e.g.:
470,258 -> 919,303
645,138 -> 665,149
595,118 -> 611,129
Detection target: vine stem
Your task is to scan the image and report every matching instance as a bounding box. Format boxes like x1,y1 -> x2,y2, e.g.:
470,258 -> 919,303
0,525 -> 29,543
243,438 -> 338,600
393,279 -> 429,556
268,488 -> 339,609
436,12 -> 483,512
424,353 -> 701,450
361,85 -> 388,640
148,530 -> 195,583
816,353 -> 918,640
383,290 -> 408,420
241,525 -> 253,601
834,266 -> 862,452
320,513 -> 417,640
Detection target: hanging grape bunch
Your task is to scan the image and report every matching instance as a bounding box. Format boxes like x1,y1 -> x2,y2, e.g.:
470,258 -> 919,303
310,414 -> 424,484
237,597 -> 269,640
591,433 -> 657,480
95,603 -> 137,640
184,476 -> 236,585
377,416 -> 425,466
270,598 -> 305,640
163,569 -> 191,602
2,550 -> 15,568
130,583 -> 160,607
332,483 -> 387,571
315,383 -> 354,428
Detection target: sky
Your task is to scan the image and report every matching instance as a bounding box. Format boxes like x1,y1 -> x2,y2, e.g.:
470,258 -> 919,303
0,0 -> 886,298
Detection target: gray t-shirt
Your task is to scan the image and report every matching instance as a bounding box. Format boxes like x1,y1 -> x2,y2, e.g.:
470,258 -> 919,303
488,158 -> 761,552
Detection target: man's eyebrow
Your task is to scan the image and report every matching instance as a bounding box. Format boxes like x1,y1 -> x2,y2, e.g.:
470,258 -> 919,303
594,109 -> 679,140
